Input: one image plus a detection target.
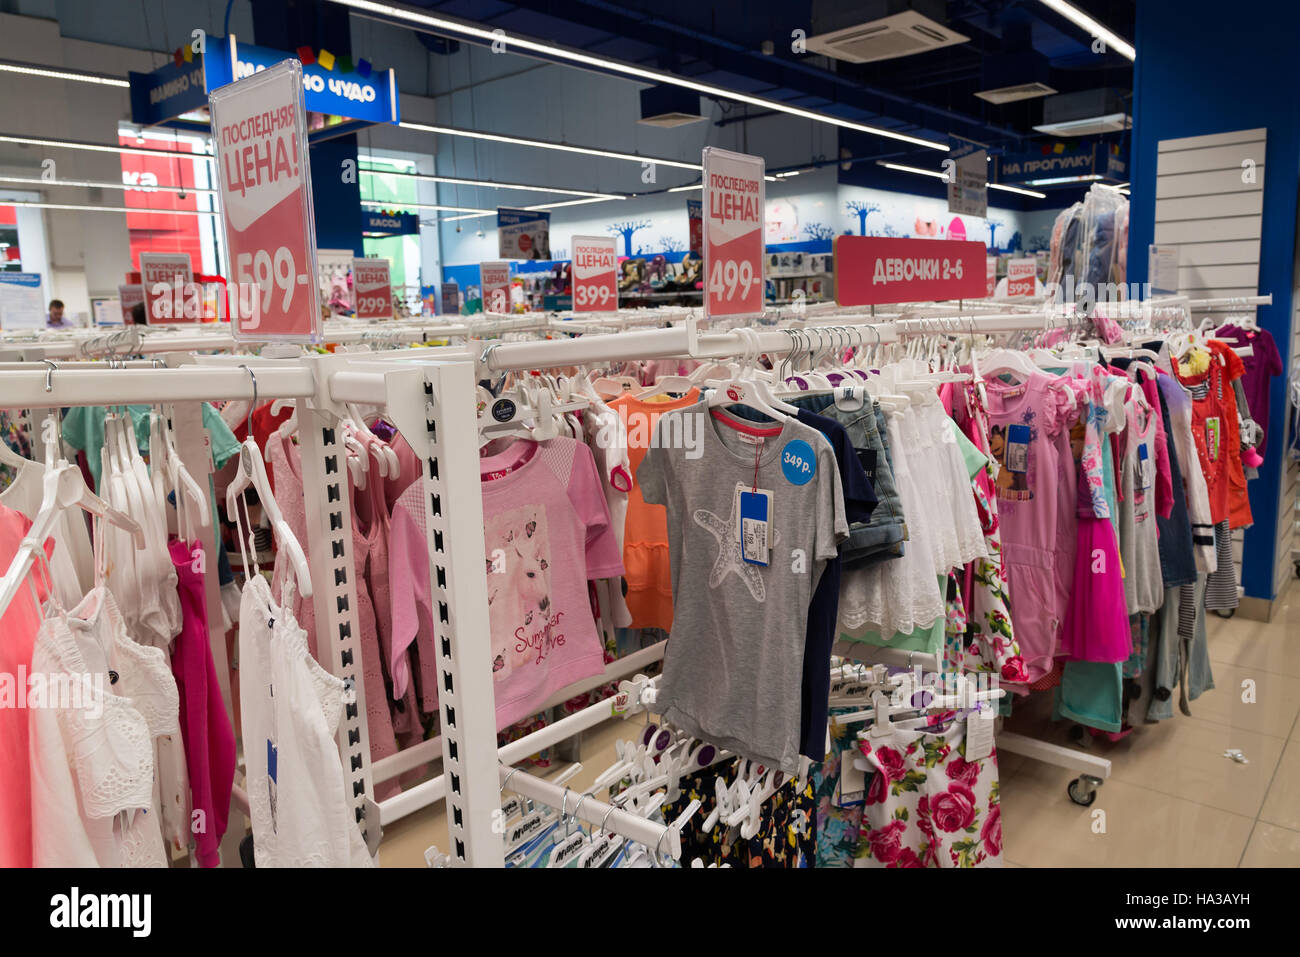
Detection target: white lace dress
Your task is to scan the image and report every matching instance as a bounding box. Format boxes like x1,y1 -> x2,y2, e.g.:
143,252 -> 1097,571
29,588 -> 178,867
240,575 -> 374,868
838,409 -> 946,636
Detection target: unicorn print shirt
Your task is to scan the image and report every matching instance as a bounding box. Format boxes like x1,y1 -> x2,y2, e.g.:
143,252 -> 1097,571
638,407 -> 847,774
479,437 -> 624,730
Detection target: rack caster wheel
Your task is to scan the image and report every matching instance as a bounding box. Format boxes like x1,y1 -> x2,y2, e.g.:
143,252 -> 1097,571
1213,608 -> 1236,619
1293,560 -> 1299,579
1068,775 -> 1103,807
1068,724 -> 1087,745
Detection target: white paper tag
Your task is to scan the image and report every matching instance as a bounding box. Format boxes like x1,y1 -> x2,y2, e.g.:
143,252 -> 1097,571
964,707 -> 995,762
838,748 -> 866,806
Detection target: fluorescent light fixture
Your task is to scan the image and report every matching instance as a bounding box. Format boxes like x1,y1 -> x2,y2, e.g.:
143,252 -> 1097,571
0,175 -> 215,195
1024,173 -> 1102,186
668,184 -> 703,192
1036,1 -> 1135,61
399,121 -> 702,171
361,198 -> 495,213
878,161 -> 947,180
0,134 -> 214,161
524,196 -> 625,211
880,161 -> 1048,199
0,59 -> 130,88
332,0 -> 948,151
987,182 -> 1048,199
1032,112 -> 1131,137
1,200 -> 217,215
358,166 -> 622,198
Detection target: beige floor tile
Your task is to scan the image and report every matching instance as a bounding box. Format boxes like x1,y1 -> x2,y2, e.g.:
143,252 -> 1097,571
1000,760 -> 1253,867
1240,822 -> 1300,867
1208,587 -> 1300,679
1090,718 -> 1286,819
1176,660 -> 1300,739
1259,739 -> 1300,831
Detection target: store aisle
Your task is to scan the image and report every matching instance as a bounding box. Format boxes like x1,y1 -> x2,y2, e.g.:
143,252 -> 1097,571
378,580 -> 1300,868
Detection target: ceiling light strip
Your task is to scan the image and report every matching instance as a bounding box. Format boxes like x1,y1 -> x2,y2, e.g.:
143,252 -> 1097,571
0,134 -> 214,161
398,121 -> 702,170
0,175 -> 215,195
330,0 -> 948,151
1036,0 -> 1136,61
1,200 -> 217,215
357,165 -> 621,198
361,199 -> 495,213
879,161 -> 1047,199
0,60 -> 130,88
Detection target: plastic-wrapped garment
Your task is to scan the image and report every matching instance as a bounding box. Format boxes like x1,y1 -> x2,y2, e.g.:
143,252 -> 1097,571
1078,184 -> 1128,290
1056,204 -> 1084,293
1114,201 -> 1129,284
1047,204 -> 1079,289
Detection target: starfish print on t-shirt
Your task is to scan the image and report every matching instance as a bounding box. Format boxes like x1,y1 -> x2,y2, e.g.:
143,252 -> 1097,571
692,496 -> 782,601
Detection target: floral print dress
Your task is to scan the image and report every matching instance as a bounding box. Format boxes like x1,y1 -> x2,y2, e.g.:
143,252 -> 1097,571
855,719 -> 1002,868
948,383 -> 1026,683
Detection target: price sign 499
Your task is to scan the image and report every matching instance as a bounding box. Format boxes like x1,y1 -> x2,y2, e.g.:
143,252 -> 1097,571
708,257 -> 761,302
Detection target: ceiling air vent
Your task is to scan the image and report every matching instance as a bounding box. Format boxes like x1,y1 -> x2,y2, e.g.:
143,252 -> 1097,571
974,81 -> 1057,105
805,10 -> 969,64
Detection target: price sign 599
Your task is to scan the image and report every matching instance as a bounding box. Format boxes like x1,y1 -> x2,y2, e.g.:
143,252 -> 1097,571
235,246 -> 306,328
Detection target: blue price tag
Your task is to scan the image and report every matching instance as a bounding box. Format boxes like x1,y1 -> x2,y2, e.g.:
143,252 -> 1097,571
1005,424 -> 1030,473
740,490 -> 770,566
781,439 -> 816,485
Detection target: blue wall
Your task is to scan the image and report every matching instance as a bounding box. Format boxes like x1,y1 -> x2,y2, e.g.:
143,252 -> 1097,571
1128,0 -> 1300,601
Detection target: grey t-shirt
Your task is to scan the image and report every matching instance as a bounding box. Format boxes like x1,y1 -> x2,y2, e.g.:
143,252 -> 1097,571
1119,401 -> 1165,615
637,406 -> 848,773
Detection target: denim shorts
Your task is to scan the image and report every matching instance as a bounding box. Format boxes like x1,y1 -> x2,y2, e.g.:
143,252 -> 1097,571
793,394 -> 906,568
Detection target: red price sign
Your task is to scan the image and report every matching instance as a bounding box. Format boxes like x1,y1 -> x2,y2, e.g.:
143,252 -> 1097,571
986,256 -> 997,298
209,58 -> 321,343
703,147 -> 765,320
833,237 -> 988,306
571,235 -> 618,313
1006,258 -> 1036,297
140,253 -> 195,323
352,257 -> 392,320
118,283 -> 145,323
480,261 -> 511,314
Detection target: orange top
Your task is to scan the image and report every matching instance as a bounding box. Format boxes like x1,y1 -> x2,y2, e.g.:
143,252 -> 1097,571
608,388 -> 700,630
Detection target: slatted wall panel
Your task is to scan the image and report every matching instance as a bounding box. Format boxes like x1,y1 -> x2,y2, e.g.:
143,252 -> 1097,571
1157,128 -> 1267,594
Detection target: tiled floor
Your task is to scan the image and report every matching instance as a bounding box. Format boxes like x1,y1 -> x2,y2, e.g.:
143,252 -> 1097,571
378,579 -> 1300,868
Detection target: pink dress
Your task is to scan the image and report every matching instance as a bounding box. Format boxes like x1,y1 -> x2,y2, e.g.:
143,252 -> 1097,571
983,373 -> 1079,682
170,538 -> 237,866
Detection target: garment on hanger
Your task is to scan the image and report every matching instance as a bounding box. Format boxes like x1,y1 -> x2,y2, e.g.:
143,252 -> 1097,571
983,371 -> 1079,683
639,406 -> 847,773
855,717 -> 1002,868
609,389 -> 701,631
0,503 -> 52,868
480,435 -> 624,729
238,575 -> 374,868
30,587 -> 177,867
169,537 -> 236,867
1215,322 -> 1283,455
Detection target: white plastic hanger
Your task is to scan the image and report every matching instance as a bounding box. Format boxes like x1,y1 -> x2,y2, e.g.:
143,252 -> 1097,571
0,426 -> 144,620
225,438 -> 313,597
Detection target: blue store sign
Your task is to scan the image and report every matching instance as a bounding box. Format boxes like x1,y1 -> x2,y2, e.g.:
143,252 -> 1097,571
996,143 -> 1126,184
129,34 -> 400,128
362,211 -> 419,236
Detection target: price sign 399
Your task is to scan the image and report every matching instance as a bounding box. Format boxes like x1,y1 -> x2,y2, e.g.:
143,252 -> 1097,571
209,58 -> 322,343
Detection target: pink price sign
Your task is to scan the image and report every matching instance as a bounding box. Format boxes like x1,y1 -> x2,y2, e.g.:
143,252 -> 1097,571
480,261 -> 511,314
140,253 -> 195,323
1006,258 -> 1037,297
208,58 -> 321,343
570,235 -> 618,312
833,236 -> 987,306
352,258 -> 392,320
702,147 -> 765,320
